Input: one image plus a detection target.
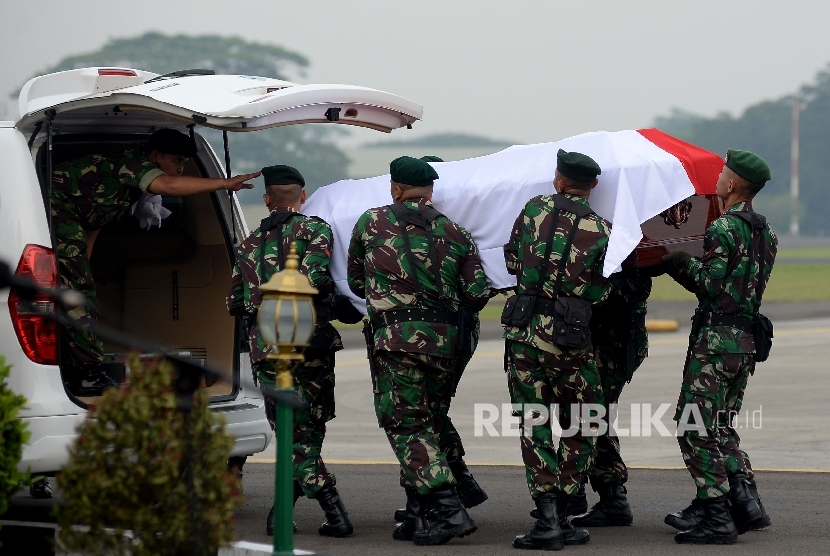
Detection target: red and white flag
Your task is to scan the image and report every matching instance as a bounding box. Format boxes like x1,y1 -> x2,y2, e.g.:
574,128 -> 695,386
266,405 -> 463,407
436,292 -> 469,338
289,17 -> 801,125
303,128 -> 723,307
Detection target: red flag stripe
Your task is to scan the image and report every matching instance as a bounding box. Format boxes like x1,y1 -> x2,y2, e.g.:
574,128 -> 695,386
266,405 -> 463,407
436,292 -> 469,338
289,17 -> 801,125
637,128 -> 723,194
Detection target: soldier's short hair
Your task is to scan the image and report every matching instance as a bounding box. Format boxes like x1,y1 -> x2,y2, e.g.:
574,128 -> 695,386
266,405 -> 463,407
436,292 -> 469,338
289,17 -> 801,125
265,183 -> 302,204
557,174 -> 594,191
394,180 -> 434,191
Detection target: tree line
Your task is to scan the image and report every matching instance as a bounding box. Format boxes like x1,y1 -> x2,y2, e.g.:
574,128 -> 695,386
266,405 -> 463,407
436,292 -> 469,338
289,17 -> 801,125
655,65 -> 830,237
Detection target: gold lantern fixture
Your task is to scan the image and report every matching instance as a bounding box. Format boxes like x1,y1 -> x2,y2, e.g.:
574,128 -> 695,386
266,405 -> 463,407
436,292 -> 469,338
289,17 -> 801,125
257,242 -> 318,389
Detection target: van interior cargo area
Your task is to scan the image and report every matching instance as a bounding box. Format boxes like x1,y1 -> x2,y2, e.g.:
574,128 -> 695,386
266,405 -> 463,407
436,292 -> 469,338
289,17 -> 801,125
40,138 -> 238,402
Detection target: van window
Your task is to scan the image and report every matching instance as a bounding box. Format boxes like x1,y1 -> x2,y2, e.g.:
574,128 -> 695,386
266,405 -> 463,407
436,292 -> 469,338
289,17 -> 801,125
37,137 -> 239,403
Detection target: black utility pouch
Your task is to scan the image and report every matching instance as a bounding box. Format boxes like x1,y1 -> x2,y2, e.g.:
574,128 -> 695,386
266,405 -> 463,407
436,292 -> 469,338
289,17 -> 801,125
753,313 -> 773,363
553,297 -> 593,349
501,295 -> 537,328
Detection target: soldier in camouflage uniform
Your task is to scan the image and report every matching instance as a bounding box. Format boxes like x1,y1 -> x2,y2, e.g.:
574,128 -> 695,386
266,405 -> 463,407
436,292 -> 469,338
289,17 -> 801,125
390,156 -> 489,524
505,150 -> 611,551
226,165 -> 354,538
347,156 -> 490,546
662,149 -> 776,545
52,129 -> 257,396
570,272 -> 651,528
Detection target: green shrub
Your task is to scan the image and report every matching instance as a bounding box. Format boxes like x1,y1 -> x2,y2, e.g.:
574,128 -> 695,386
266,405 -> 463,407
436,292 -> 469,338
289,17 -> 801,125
57,356 -> 241,556
0,356 -> 31,521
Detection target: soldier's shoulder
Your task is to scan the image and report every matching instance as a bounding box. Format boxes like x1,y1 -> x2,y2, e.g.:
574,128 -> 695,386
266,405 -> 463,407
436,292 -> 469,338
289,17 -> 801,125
767,223 -> 778,245
238,227 -> 264,251
588,212 -> 611,235
300,214 -> 333,230
439,215 -> 472,243
360,205 -> 391,224
522,195 -> 551,215
293,214 -> 332,240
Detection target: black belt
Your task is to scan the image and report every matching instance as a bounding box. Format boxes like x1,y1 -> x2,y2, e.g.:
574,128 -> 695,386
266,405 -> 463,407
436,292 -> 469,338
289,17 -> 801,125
702,312 -> 754,331
371,308 -> 458,329
533,296 -> 558,317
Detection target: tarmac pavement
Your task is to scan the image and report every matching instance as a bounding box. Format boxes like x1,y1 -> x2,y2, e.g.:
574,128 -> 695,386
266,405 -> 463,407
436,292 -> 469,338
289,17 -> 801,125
234,463 -> 830,556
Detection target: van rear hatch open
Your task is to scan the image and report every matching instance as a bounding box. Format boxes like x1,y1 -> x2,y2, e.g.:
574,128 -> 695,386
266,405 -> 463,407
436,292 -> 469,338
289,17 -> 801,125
15,67 -> 422,405
16,67 -> 423,134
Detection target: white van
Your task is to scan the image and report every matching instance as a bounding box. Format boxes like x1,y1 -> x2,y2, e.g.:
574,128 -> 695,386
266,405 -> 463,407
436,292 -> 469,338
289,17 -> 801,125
0,67 -> 422,475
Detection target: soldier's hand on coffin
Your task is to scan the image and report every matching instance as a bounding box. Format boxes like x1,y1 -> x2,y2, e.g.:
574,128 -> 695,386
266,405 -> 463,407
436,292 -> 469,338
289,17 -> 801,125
661,251 -> 692,272
333,293 -> 364,325
639,262 -> 669,278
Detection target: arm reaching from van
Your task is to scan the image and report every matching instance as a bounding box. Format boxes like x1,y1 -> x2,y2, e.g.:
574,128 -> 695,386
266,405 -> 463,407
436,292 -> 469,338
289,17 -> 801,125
148,171 -> 260,196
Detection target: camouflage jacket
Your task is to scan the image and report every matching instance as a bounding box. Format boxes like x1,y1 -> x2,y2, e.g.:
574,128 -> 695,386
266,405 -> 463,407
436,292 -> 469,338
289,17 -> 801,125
503,193 -> 612,353
52,150 -> 164,229
347,198 -> 491,357
681,201 -> 777,354
226,207 -> 342,364
591,273 -> 651,376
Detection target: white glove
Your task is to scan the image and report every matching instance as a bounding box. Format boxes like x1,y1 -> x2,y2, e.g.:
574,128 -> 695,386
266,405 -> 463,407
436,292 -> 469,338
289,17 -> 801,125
130,193 -> 172,230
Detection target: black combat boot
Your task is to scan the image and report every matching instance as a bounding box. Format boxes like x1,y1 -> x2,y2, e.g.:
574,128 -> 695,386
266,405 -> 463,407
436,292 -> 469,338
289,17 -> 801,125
448,459 -> 489,509
393,486 -> 428,541
556,492 -> 590,545
315,485 -> 354,537
674,496 -> 738,545
531,480 -> 587,520
745,477 -> 772,530
571,484 -> 633,527
29,478 -> 53,499
513,492 -> 564,551
728,472 -> 763,534
266,480 -> 302,536
664,497 -> 705,530
412,486 -> 477,546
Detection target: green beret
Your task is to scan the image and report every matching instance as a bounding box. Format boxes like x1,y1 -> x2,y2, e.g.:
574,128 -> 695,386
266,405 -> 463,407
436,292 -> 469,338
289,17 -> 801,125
725,149 -> 771,185
261,165 -> 305,187
390,156 -> 439,186
420,155 -> 444,163
556,149 -> 601,182
147,129 -> 197,157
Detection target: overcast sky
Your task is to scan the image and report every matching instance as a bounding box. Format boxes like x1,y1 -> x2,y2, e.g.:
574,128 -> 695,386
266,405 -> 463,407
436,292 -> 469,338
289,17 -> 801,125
2,0 -> 829,145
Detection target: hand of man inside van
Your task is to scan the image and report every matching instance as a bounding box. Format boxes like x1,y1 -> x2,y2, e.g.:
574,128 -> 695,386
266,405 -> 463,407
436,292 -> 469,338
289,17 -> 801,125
148,171 -> 260,196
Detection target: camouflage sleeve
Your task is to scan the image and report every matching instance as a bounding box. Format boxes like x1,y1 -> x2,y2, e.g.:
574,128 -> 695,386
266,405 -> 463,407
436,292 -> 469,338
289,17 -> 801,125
300,219 -> 334,297
584,225 -> 612,304
116,150 -> 164,193
685,219 -> 735,300
458,227 -> 491,311
346,213 -> 369,299
226,256 -> 247,317
503,208 -> 524,275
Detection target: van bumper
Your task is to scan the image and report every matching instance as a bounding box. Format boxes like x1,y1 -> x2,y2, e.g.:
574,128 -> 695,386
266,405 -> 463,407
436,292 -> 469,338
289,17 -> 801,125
19,413 -> 86,475
18,396 -> 272,474
210,394 -> 272,458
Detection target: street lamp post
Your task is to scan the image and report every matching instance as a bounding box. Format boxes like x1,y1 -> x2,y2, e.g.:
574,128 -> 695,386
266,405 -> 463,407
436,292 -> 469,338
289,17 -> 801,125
257,242 -> 318,556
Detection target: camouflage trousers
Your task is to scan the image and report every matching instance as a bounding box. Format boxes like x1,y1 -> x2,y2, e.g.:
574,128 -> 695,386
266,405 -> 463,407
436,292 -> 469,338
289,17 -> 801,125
373,350 -> 456,495
675,349 -> 755,499
55,216 -> 103,376
505,340 -> 601,498
588,348 -> 629,491
256,349 -> 337,498
435,334 -> 477,465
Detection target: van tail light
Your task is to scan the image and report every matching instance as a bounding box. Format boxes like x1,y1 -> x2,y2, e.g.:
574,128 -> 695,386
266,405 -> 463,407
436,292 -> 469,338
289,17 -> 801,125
9,245 -> 59,365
